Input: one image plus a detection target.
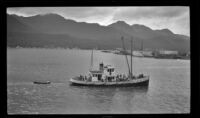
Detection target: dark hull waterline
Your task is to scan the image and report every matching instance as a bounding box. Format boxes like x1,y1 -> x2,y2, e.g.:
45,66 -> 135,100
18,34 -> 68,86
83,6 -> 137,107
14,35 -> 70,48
71,79 -> 149,87
33,81 -> 51,84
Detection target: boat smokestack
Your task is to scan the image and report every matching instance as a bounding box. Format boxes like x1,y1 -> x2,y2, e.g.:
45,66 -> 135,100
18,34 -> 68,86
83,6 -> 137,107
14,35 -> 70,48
99,63 -> 104,71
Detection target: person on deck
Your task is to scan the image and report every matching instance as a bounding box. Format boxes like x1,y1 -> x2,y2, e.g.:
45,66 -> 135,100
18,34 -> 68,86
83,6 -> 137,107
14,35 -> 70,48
123,74 -> 126,81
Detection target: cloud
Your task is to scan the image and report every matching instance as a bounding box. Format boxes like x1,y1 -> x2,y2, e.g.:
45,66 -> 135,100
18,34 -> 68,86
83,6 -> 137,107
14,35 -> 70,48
7,7 -> 116,20
7,7 -> 118,26
112,7 -> 188,20
7,7 -> 190,36
111,7 -> 189,36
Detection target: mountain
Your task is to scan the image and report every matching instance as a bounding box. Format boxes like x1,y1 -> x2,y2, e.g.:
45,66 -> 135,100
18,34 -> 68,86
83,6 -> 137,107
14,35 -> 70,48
155,29 -> 174,35
7,14 -> 39,33
175,34 -> 190,40
7,14 -> 190,52
108,21 -> 133,32
108,21 -> 190,52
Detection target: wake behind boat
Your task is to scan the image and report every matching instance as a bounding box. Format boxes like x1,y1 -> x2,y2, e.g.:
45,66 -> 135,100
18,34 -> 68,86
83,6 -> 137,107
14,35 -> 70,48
70,37 -> 150,87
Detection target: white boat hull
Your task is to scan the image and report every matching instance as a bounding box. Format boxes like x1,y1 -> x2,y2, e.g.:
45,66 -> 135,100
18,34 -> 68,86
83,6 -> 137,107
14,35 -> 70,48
70,76 -> 149,87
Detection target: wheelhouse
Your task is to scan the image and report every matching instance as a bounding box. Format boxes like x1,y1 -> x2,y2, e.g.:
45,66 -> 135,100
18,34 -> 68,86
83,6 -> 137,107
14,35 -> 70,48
89,70 -> 103,81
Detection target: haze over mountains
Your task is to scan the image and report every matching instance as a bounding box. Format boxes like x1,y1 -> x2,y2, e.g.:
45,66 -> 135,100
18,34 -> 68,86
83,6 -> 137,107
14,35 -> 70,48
7,14 -> 190,52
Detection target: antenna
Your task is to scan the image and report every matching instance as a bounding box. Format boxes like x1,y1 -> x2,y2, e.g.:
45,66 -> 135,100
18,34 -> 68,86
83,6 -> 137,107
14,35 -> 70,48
141,40 -> 143,56
90,49 -> 93,70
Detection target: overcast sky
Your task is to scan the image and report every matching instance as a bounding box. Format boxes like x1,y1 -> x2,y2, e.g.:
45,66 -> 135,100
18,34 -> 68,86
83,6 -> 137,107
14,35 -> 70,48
7,7 -> 190,36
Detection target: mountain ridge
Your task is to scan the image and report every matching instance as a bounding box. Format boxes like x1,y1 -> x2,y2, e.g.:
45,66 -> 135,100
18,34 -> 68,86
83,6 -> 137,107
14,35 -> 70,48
7,14 -> 190,52
8,13 -> 189,37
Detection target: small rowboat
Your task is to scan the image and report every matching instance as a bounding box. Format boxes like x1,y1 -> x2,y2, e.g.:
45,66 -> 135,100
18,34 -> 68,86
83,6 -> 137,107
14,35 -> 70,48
33,81 -> 51,84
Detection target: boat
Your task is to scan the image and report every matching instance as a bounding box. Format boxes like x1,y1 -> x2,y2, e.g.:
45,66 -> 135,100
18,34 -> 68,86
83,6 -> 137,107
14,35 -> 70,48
101,50 -> 111,53
33,81 -> 51,84
70,37 -> 150,87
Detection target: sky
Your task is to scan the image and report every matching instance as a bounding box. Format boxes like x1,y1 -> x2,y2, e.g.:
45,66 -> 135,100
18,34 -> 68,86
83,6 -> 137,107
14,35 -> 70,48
7,7 -> 190,36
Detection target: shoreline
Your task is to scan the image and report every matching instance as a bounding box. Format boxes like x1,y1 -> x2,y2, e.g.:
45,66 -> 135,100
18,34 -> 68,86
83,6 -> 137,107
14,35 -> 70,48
7,47 -> 190,60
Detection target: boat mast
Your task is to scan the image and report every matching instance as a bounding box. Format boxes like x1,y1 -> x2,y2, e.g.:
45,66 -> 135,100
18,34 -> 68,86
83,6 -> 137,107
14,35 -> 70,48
141,40 -> 143,55
131,37 -> 133,78
141,40 -> 143,51
90,49 -> 93,70
121,36 -> 131,76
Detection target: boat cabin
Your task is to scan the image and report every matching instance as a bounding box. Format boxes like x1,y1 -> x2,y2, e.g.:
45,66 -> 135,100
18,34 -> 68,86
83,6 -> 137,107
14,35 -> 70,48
89,70 -> 103,81
89,63 -> 116,82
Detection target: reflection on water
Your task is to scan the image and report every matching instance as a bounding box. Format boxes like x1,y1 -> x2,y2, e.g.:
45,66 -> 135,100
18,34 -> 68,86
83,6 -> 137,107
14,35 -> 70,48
7,48 -> 190,114
69,85 -> 148,113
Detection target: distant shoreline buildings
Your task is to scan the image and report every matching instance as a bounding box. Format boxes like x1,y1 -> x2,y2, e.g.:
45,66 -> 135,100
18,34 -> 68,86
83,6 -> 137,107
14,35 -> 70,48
105,48 -> 190,60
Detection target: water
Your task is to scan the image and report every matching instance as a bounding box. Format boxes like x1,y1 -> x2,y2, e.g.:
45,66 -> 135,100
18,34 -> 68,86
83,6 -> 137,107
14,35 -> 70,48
7,48 -> 190,114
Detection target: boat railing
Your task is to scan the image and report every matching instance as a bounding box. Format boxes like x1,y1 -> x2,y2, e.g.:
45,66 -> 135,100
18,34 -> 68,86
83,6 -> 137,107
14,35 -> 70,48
76,73 -> 147,83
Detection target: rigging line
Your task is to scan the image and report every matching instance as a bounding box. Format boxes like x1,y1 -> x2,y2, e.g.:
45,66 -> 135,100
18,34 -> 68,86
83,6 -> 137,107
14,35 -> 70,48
131,37 -> 133,78
90,49 -> 93,70
121,37 -> 131,76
